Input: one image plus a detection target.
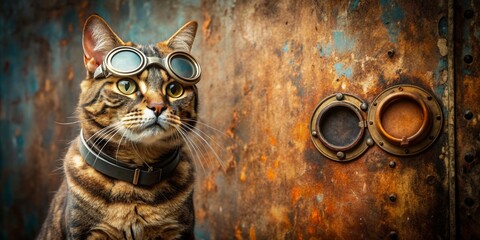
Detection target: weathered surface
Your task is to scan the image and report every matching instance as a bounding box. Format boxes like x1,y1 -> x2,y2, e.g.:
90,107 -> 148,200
455,0 -> 480,239
0,0 -> 463,239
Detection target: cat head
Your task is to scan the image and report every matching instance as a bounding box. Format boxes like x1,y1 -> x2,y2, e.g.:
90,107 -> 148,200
79,15 -> 199,150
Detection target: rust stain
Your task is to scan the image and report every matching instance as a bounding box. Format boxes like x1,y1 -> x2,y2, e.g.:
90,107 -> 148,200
249,225 -> 256,240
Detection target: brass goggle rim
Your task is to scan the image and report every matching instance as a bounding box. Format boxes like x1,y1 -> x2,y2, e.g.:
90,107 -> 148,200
94,46 -> 202,86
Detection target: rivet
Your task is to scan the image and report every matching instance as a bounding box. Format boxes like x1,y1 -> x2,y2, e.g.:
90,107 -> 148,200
436,115 -> 442,120
387,49 -> 395,58
465,197 -> 475,207
464,10 -> 474,19
379,141 -> 384,146
398,87 -> 403,91
312,131 -> 318,137
360,102 -> 368,111
373,102 -> 377,106
465,153 -> 475,163
336,93 -> 344,101
389,161 -> 396,168
426,175 -> 436,185
389,194 -> 397,202
464,55 -> 473,64
464,110 -> 474,120
427,96 -> 433,101
388,231 -> 398,240
366,138 -> 374,146
369,121 -> 374,125
336,151 -> 346,160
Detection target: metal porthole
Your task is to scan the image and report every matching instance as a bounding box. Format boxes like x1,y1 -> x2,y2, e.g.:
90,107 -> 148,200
367,85 -> 443,156
310,93 -> 372,162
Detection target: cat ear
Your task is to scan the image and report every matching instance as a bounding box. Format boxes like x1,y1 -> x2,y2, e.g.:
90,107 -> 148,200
82,15 -> 124,73
166,21 -> 198,52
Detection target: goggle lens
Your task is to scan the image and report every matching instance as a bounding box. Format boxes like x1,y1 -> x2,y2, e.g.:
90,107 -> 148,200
110,50 -> 142,73
170,55 -> 196,79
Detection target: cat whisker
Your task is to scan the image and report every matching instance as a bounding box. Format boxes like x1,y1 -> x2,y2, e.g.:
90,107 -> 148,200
166,122 -> 207,174
178,123 -> 226,171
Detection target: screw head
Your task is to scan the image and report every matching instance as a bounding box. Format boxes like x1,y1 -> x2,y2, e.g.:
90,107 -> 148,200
312,131 -> 318,137
464,55 -> 473,64
360,102 -> 368,111
465,153 -> 475,163
389,161 -> 396,168
464,110 -> 474,120
464,10 -> 474,19
366,138 -> 374,146
336,151 -> 346,160
389,194 -> 397,202
336,93 -> 344,101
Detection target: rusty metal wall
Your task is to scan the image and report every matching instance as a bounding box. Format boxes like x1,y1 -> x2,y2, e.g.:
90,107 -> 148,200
1,0 -> 473,239
455,0 -> 480,239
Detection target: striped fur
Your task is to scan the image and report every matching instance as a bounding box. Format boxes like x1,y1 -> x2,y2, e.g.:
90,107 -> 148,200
38,15 -> 199,240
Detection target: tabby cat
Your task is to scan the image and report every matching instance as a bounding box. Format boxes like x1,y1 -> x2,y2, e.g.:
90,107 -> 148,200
37,15 -> 200,239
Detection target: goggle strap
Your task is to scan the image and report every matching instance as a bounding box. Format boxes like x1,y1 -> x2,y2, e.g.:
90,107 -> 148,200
94,65 -> 105,79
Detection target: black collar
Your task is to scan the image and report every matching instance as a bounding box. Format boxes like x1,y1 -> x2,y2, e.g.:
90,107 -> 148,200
79,129 -> 180,186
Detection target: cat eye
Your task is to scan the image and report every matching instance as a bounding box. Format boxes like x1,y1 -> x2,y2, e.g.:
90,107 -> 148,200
166,82 -> 184,98
117,78 -> 137,95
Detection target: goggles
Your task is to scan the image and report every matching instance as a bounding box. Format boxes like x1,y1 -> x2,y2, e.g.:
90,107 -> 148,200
94,46 -> 201,86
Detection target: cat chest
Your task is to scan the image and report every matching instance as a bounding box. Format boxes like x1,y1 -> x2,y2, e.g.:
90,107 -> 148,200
95,204 -> 178,239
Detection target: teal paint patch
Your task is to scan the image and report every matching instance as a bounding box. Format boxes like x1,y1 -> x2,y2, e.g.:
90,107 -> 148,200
2,175 -> 13,207
380,0 -> 405,43
332,31 -> 354,53
282,40 -> 290,53
434,58 -> 447,82
316,31 -> 355,58
349,0 -> 360,11
334,62 -> 353,79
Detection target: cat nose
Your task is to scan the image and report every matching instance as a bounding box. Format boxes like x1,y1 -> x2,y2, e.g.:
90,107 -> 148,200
147,102 -> 167,117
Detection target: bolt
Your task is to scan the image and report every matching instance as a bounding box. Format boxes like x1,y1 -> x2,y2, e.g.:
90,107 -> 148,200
366,138 -> 374,146
426,175 -> 436,185
337,151 -> 346,160
464,10 -> 474,19
389,194 -> 397,202
388,231 -> 398,240
464,55 -> 473,64
464,110 -> 474,120
387,49 -> 395,58
336,93 -> 344,101
465,197 -> 475,207
389,161 -> 396,168
360,102 -> 368,111
465,153 -> 475,163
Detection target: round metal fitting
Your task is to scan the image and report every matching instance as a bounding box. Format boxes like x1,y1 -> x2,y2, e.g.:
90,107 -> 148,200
310,93 -> 371,162
367,85 -> 443,156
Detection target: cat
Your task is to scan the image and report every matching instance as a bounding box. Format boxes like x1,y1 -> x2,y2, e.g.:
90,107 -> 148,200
37,14 -> 200,239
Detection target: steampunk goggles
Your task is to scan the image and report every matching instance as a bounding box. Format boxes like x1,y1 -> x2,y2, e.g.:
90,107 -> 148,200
94,46 -> 201,86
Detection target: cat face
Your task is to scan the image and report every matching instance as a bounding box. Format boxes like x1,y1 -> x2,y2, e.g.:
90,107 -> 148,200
79,15 -> 199,146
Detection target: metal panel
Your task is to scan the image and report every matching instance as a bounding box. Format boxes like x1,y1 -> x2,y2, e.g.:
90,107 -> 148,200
0,0 -> 461,239
455,0 -> 480,239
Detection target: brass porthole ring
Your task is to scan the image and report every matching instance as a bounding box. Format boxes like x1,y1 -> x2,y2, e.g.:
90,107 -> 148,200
368,85 -> 443,156
310,93 -> 371,162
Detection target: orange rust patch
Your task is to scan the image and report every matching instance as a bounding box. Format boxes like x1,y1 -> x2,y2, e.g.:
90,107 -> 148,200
240,166 -> 247,182
249,225 -> 256,240
266,168 -> 276,181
